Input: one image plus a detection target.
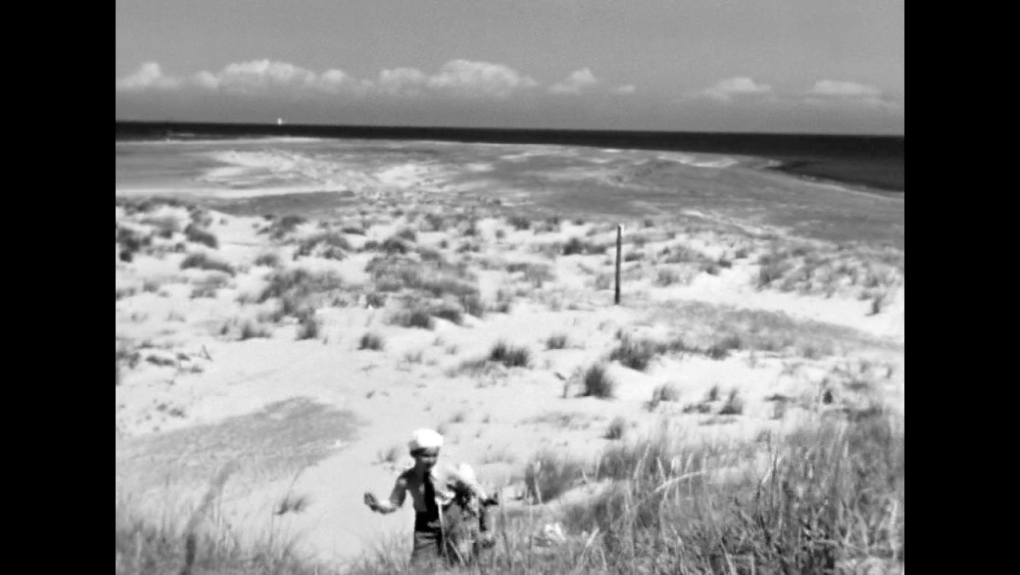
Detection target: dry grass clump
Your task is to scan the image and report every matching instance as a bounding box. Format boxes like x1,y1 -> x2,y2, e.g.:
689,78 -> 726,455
253,252 -> 281,267
705,334 -> 743,360
545,334 -> 568,350
431,305 -> 463,326
421,277 -> 478,299
417,246 -> 447,267
115,504 -> 324,575
526,411 -> 587,430
490,289 -> 514,313
141,214 -> 182,237
238,321 -> 271,340
508,215 -> 531,231
257,269 -> 344,315
366,256 -> 423,292
506,261 -> 556,288
418,212 -> 446,232
717,388 -> 744,415
392,306 -> 435,330
488,341 -> 531,368
654,268 -> 682,286
117,226 -> 153,262
459,293 -> 486,318
367,255 -> 478,299
458,218 -> 480,237
604,416 -> 627,440
180,252 -> 234,275
609,337 -> 668,372
524,450 -> 586,504
295,309 -> 321,340
379,236 -> 412,255
562,237 -> 606,256
658,244 -> 708,264
184,223 -> 218,249
364,291 -> 387,308
591,415 -> 898,573
260,214 -> 307,240
116,287 -> 137,300
594,273 -> 614,290
295,232 -> 350,260
190,275 -> 228,299
358,332 -> 385,350
648,383 -> 681,410
655,301 -> 869,358
754,243 -> 904,298
757,255 -> 795,289
579,364 -> 615,399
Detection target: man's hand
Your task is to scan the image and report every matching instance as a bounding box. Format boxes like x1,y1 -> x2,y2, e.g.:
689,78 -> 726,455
363,492 -> 379,511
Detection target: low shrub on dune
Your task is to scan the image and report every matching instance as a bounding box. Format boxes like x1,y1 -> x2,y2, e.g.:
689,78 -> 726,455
180,252 -> 234,275
184,224 -> 218,249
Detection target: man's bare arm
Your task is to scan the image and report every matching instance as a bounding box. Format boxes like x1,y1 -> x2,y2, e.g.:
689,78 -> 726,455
364,478 -> 406,514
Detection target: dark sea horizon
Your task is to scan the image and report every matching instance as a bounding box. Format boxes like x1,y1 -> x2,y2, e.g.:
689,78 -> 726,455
115,121 -> 904,194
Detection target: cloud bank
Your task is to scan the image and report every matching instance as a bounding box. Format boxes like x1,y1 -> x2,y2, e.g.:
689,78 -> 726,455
679,77 -> 901,112
117,59 -> 537,100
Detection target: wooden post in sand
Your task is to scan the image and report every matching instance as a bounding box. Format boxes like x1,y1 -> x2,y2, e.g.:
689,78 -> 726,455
615,224 -> 623,305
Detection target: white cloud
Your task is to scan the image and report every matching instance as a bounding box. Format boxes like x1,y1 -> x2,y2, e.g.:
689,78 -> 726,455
695,77 -> 772,102
192,70 -> 220,90
611,84 -> 637,95
116,62 -> 182,91
204,60 -> 318,94
550,68 -> 599,95
377,61 -> 539,99
809,80 -> 882,98
376,67 -> 428,96
425,60 -> 537,98
317,69 -> 373,96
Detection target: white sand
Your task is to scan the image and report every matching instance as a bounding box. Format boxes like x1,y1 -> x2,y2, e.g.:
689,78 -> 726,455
116,177 -> 904,565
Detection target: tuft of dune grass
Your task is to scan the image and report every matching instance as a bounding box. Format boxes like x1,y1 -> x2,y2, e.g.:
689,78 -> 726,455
488,341 -> 531,368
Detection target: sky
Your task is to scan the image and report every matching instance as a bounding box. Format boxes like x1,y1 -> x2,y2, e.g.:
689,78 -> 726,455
115,0 -> 904,134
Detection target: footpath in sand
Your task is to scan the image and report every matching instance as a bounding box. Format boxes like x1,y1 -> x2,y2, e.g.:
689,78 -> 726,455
115,145 -> 904,566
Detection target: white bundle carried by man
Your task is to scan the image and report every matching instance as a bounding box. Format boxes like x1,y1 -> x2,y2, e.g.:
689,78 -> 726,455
445,463 -> 488,499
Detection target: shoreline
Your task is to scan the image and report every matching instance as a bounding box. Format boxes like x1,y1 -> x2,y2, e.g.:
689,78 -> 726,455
116,124 -> 904,195
766,158 -> 904,196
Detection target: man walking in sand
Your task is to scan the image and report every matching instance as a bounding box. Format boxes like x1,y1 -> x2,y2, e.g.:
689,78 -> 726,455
363,428 -> 452,568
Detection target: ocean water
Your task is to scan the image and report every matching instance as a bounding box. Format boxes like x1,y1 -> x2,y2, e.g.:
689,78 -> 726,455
116,122 -> 904,194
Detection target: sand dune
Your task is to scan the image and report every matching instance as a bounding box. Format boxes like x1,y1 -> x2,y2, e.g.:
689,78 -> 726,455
115,143 -> 903,565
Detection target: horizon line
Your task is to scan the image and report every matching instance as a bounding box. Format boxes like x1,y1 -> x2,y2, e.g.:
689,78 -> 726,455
115,119 -> 904,139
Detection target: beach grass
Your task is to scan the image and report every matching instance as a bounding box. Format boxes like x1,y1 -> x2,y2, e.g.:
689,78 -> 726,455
118,411 -> 903,575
